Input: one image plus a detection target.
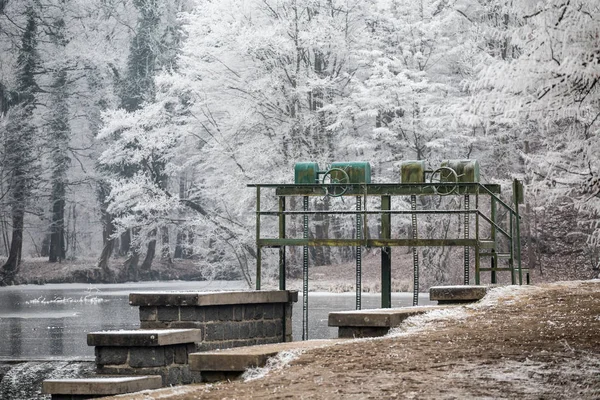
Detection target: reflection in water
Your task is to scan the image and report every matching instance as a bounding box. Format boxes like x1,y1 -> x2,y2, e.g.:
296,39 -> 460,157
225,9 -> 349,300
0,281 -> 246,360
8,318 -> 22,358
48,324 -> 64,356
0,281 -> 431,360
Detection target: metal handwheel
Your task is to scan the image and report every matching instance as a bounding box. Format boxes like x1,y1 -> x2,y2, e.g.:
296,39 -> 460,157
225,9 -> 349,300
429,167 -> 459,195
321,168 -> 350,197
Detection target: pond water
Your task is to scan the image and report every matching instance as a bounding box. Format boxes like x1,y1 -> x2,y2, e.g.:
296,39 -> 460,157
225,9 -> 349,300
0,281 -> 432,360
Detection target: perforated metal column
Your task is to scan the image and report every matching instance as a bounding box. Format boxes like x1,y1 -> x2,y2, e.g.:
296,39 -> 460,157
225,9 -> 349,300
411,195 -> 419,306
302,196 -> 309,340
356,196 -> 362,310
464,195 -> 470,285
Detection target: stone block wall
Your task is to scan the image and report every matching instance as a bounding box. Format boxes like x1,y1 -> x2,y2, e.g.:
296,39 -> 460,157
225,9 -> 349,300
89,290 -> 297,385
138,302 -> 293,351
95,344 -> 198,385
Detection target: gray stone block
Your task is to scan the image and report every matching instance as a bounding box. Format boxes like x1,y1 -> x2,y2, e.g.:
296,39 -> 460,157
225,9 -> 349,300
223,322 -> 239,340
262,304 -> 275,319
164,347 -> 175,365
169,321 -> 204,330
129,347 -> 166,368
205,323 -> 224,341
180,306 -> 204,322
264,320 -> 277,338
239,321 -> 250,338
139,306 -> 158,321
256,321 -> 265,338
244,304 -> 263,320
204,306 -> 219,322
272,304 -> 285,319
195,342 -> 217,352
191,370 -> 202,384
274,319 -> 283,337
232,305 -> 243,322
95,347 -> 128,366
218,306 -> 234,321
285,317 -> 292,337
157,306 -> 180,322
174,345 -> 188,364
221,340 -> 235,350
140,321 -> 170,329
167,367 -> 182,385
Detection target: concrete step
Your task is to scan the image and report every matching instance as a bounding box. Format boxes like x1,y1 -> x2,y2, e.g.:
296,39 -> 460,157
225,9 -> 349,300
87,329 -> 202,347
429,285 -> 488,304
189,339 -> 345,381
129,290 -> 298,307
42,375 -> 162,399
328,306 -> 451,338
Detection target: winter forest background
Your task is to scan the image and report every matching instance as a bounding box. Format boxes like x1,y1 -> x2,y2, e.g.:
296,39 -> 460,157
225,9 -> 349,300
1,0 -> 599,288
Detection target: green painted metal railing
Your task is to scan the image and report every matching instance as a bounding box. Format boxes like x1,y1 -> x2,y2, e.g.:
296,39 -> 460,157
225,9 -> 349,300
249,180 -> 526,338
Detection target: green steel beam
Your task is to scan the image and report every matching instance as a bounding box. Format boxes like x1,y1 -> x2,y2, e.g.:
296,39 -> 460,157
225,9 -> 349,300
259,209 -> 479,216
258,238 -> 479,247
266,183 -> 501,197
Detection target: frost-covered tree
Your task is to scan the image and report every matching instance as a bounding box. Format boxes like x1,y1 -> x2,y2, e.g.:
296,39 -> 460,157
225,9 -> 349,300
0,6 -> 39,284
46,6 -> 71,263
471,0 -> 600,276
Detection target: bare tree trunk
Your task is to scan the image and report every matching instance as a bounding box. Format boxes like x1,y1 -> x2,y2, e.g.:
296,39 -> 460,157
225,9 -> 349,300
1,210 -> 24,285
140,229 -> 157,276
119,230 -> 132,256
49,181 -> 66,262
96,183 -> 115,281
161,226 -> 171,263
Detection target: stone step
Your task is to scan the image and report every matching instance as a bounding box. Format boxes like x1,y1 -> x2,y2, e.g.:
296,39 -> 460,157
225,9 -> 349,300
429,285 -> 488,304
42,375 -> 162,399
88,329 -> 202,347
328,306 -> 450,338
129,290 -> 298,307
189,339 -> 345,380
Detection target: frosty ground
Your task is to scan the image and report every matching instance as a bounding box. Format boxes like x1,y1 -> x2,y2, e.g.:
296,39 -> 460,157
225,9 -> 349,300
101,280 -> 600,399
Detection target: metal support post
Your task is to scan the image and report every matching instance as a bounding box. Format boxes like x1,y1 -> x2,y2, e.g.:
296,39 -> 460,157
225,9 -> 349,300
356,196 -> 362,310
490,197 -> 497,284
411,195 -> 419,306
302,196 -> 309,340
464,195 -> 470,285
256,186 -> 261,290
278,196 -> 286,290
381,195 -> 391,308
475,191 -> 480,285
513,179 -> 523,285
509,207 -> 515,284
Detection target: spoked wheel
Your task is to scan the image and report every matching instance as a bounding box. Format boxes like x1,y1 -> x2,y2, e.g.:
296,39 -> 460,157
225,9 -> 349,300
321,168 -> 350,197
429,167 -> 459,195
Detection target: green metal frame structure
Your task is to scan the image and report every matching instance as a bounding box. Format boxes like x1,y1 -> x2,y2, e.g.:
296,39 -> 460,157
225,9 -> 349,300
249,180 -> 527,336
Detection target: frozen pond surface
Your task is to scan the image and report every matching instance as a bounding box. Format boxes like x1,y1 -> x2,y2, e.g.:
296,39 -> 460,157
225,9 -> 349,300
0,281 -> 431,360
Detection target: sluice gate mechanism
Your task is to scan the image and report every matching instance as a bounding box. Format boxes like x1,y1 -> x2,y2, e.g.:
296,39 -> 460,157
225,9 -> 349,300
249,160 -> 526,340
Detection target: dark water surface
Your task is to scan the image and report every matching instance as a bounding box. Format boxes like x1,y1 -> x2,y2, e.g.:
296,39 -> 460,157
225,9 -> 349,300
0,281 -> 431,360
